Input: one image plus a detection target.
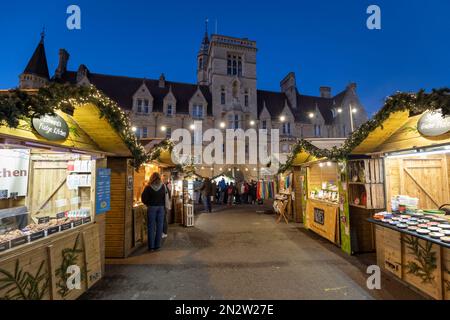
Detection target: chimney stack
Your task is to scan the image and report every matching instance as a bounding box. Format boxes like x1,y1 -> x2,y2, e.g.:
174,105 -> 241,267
347,82 -> 357,91
280,72 -> 298,109
55,49 -> 70,79
320,86 -> 332,98
159,73 -> 166,88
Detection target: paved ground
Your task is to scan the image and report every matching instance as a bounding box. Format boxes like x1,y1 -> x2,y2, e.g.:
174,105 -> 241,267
82,205 -> 424,300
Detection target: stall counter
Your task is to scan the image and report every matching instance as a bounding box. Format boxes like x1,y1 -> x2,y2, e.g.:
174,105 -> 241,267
369,219 -> 450,300
306,199 -> 340,244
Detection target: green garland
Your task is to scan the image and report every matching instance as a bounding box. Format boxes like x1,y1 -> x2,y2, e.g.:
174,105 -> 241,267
0,83 -> 148,168
279,88 -> 450,173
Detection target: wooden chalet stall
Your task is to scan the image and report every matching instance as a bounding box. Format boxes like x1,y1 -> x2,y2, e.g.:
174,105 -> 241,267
0,102 -> 133,300
105,140 -> 175,258
353,109 -> 450,299
288,149 -> 352,254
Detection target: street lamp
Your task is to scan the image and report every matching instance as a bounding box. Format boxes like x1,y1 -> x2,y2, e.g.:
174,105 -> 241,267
250,120 -> 255,126
161,126 -> 167,132
190,124 -> 196,130
131,126 -> 137,132
220,122 -> 226,129
280,116 -> 286,122
308,113 -> 315,119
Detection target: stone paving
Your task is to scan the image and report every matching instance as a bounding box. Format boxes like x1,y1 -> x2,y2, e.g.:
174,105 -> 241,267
82,205 -> 424,300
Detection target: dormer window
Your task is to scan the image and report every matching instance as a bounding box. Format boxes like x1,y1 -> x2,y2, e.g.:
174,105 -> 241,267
136,99 -> 150,114
193,105 -> 204,119
262,120 -> 268,130
167,104 -> 174,116
282,122 -> 291,135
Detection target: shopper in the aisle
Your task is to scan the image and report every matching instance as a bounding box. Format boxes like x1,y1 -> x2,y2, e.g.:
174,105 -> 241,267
141,172 -> 166,251
200,177 -> 213,213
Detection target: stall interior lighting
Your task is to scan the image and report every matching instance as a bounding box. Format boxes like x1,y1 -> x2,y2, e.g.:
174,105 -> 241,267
386,146 -> 450,159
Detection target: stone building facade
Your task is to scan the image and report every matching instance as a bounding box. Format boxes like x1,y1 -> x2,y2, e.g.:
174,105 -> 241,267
18,32 -> 368,179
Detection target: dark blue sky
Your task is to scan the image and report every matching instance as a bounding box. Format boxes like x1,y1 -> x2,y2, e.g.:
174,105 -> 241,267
1,0 -> 449,115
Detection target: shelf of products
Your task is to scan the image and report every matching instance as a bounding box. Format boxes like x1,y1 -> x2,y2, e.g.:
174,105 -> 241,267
347,159 -> 385,209
0,150 -> 95,254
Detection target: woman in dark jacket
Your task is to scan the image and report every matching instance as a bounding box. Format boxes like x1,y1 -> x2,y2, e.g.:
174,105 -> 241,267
141,172 -> 166,251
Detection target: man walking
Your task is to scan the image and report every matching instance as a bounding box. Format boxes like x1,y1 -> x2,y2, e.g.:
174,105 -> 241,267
200,178 -> 213,213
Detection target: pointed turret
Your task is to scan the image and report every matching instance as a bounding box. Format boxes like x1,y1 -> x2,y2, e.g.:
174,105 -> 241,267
197,19 -> 210,85
19,32 -> 50,89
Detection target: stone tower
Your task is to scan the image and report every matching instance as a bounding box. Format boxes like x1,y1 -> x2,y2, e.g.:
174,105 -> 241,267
204,35 -> 258,125
19,32 -> 50,89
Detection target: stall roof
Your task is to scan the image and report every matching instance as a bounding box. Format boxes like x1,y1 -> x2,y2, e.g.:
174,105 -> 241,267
351,111 -> 410,155
351,111 -> 450,155
371,113 -> 450,154
143,139 -> 176,168
291,138 -> 345,166
72,103 -> 131,156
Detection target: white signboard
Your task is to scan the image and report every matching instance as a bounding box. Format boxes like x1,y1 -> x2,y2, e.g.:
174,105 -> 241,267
0,149 -> 30,198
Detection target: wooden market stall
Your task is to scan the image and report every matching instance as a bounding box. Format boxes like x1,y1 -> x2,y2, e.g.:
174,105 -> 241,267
287,149 -> 352,254
353,109 -> 450,299
0,101 -> 133,300
104,139 -> 177,258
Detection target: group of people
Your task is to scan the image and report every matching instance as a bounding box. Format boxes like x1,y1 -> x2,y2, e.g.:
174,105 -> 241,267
141,174 -> 259,252
217,178 -> 258,207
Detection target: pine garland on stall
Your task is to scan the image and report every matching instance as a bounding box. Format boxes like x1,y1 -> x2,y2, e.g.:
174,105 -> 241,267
279,88 -> 450,173
0,83 -> 148,168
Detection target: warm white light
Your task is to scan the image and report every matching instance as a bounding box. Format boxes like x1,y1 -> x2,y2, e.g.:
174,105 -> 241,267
219,168 -> 223,171
228,168 -> 232,172
220,122 -> 226,128
250,120 -> 255,126
245,168 -> 249,172
280,116 -> 286,122
161,126 -> 167,132
327,162 -> 332,167
352,108 -> 358,114
201,167 -> 205,170
190,124 -> 196,130
254,168 -> 257,171
319,163 -> 324,168
237,168 -> 240,172
131,127 -> 137,132
309,113 -> 315,119
337,108 -> 343,113
211,168 -> 214,171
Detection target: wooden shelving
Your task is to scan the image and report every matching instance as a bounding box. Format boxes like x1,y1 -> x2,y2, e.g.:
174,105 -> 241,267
347,159 -> 386,210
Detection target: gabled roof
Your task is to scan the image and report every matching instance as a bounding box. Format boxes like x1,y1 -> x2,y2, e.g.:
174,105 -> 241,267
257,89 -> 348,125
58,72 -> 213,115
257,90 -> 294,120
23,37 -> 50,80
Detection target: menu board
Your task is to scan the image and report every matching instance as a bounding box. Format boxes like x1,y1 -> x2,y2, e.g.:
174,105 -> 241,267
96,168 -> 111,214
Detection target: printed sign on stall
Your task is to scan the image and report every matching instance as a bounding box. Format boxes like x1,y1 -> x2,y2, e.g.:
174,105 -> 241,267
0,149 -> 30,198
96,168 -> 111,214
418,110 -> 450,137
32,114 -> 69,141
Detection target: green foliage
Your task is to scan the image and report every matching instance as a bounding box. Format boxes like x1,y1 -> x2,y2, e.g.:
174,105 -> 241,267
55,234 -> 85,298
403,236 -> 437,284
0,83 -> 148,168
279,88 -> 450,173
0,260 -> 49,300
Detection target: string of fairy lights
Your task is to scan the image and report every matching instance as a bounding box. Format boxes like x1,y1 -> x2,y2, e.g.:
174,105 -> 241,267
0,85 -> 448,173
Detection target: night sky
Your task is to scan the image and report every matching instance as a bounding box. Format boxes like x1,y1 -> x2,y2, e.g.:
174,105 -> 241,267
1,0 -> 449,115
